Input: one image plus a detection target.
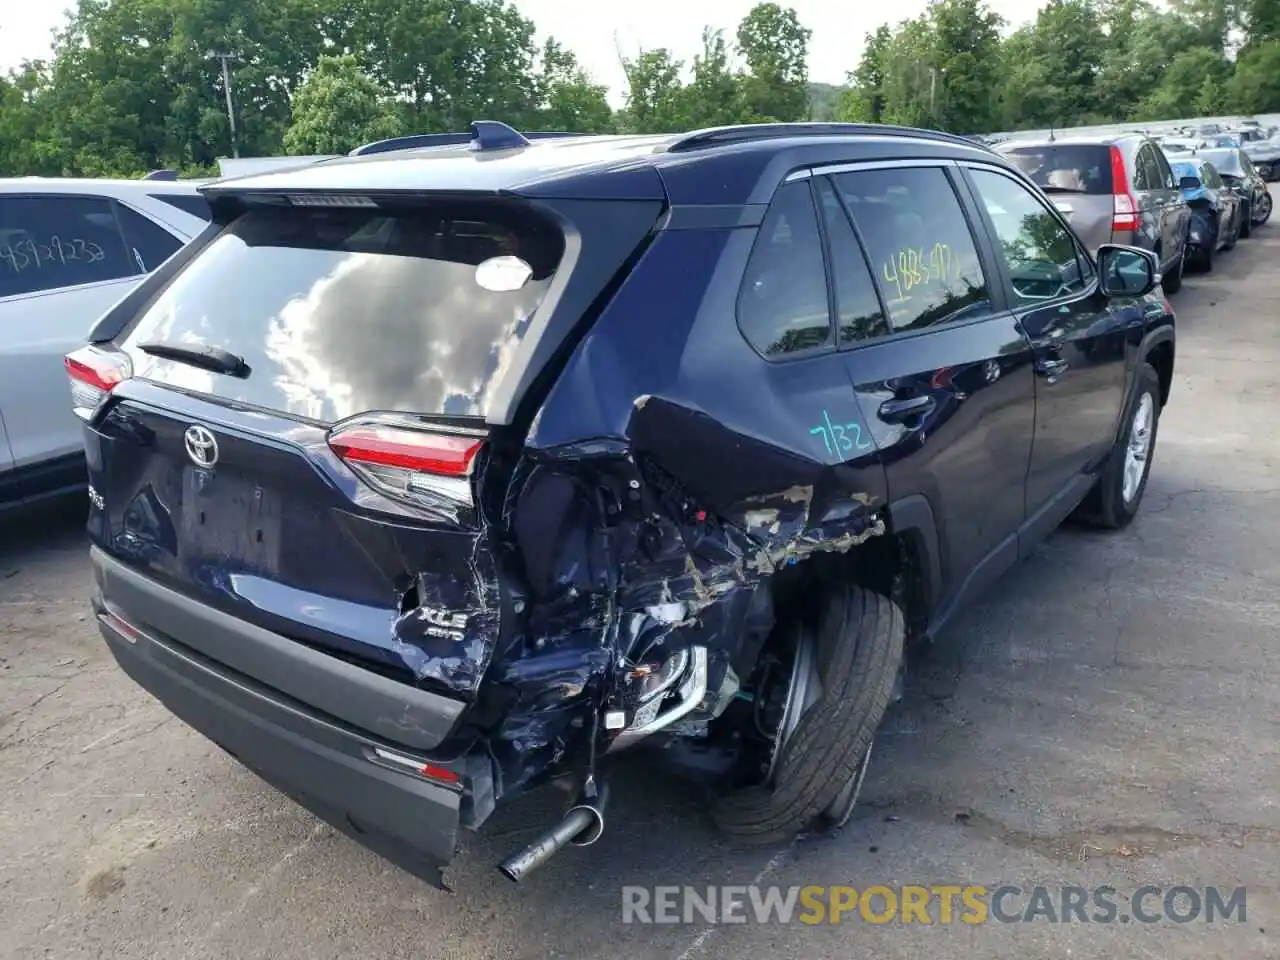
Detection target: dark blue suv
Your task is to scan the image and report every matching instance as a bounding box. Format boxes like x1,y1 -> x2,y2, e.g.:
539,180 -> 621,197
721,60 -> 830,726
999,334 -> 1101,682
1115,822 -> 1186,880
66,121 -> 1175,887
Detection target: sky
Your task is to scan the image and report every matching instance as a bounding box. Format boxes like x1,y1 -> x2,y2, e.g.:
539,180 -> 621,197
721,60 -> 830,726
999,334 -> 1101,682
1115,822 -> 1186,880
0,1 -> 1044,106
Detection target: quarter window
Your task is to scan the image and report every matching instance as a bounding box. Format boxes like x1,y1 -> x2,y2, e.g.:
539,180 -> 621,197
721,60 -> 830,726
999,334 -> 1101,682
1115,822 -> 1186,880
150,193 -> 212,222
969,168 -> 1093,303
0,196 -> 133,298
737,180 -> 833,358
115,205 -> 183,272
1152,148 -> 1176,189
833,167 -> 992,333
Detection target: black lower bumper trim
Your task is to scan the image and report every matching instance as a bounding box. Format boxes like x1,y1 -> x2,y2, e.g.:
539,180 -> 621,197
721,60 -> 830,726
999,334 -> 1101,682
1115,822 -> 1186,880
97,611 -> 462,888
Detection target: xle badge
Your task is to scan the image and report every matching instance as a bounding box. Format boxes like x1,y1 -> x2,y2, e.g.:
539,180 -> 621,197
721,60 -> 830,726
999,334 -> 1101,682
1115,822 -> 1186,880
419,607 -> 469,642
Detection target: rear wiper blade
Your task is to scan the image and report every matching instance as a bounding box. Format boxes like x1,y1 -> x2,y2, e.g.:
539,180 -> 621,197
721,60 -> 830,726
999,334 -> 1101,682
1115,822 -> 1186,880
1037,185 -> 1089,194
136,341 -> 251,379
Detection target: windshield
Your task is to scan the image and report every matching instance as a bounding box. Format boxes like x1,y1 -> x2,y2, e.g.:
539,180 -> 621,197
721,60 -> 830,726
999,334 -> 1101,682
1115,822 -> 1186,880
1004,145 -> 1113,194
120,202 -> 565,422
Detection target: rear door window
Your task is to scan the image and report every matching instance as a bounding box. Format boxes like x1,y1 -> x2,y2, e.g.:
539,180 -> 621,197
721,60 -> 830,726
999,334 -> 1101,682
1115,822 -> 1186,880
120,202 -> 565,422
0,195 -> 134,299
1005,146 -> 1113,194
737,180 -> 833,358
832,167 -> 992,333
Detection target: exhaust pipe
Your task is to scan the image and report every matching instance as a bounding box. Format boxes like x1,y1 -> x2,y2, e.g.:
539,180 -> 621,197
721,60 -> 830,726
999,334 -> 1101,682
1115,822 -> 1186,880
499,782 -> 608,882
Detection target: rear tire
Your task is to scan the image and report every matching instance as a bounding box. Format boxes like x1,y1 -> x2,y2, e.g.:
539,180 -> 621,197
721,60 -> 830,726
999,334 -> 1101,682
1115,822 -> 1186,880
1077,363 -> 1161,530
712,586 -> 904,844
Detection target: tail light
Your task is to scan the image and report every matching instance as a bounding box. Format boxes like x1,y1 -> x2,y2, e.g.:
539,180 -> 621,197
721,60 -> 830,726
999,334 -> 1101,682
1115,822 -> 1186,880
64,345 -> 132,421
1110,146 -> 1139,232
327,419 -> 485,508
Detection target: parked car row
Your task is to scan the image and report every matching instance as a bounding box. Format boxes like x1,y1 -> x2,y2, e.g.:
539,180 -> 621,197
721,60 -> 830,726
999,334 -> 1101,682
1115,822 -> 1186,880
995,130 -> 1271,294
1162,143 -> 1272,271
0,179 -> 212,514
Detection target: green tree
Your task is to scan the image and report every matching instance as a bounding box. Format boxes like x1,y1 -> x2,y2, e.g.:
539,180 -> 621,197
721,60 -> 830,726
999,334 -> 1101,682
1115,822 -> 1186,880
807,82 -> 847,121
998,26 -> 1070,128
616,49 -> 689,133
0,63 -> 59,176
532,41 -> 613,132
1022,0 -> 1108,125
931,0 -> 1005,133
352,0 -> 543,133
283,54 -> 403,155
1226,38 -> 1280,109
879,16 -> 938,127
1242,0 -> 1280,45
840,24 -> 892,123
685,29 -> 742,129
1194,73 -> 1225,113
735,2 -> 812,122
1133,45 -> 1230,119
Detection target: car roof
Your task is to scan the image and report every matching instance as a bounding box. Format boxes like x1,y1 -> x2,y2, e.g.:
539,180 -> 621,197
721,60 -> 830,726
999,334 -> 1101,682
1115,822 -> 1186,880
202,122 -> 1005,208
0,177 -> 204,197
1006,133 -> 1143,148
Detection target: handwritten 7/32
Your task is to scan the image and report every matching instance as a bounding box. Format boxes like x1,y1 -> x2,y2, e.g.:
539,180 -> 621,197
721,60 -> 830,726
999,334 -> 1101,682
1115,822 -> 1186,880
811,410 -> 874,459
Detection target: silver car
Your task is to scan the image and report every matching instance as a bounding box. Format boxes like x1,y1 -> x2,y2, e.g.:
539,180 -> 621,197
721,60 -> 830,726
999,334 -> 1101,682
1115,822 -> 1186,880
0,178 -> 210,513
999,134 -> 1191,295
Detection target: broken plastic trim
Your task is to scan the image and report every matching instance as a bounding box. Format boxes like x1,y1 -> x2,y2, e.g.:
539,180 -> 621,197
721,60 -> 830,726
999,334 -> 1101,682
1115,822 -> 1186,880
607,645 -> 709,753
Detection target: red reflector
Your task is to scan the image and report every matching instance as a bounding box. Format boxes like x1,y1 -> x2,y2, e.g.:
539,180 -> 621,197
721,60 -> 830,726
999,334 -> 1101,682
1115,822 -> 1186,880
1109,146 -> 1139,231
328,424 -> 483,477
420,763 -> 460,784
64,348 -> 129,392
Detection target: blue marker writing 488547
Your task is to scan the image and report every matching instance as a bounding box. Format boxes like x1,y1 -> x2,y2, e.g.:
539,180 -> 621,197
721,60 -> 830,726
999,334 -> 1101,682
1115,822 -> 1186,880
810,410 -> 873,458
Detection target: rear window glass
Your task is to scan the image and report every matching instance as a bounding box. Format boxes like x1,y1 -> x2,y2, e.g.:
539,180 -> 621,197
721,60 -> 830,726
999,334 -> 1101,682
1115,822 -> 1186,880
1005,146 -> 1113,194
1203,151 -> 1243,177
121,203 -> 564,421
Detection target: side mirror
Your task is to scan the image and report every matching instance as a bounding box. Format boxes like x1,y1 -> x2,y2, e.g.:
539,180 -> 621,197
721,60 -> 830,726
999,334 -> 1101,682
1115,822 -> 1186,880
1178,175 -> 1201,190
1097,244 -> 1160,298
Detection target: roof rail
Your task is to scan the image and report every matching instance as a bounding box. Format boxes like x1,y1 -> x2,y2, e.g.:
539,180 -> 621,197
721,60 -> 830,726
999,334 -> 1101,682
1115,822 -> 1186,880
665,122 -> 998,155
349,122 -> 591,157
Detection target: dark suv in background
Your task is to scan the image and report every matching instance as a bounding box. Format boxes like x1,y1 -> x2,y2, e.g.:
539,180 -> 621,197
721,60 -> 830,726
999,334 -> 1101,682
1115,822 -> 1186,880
1188,146 -> 1272,233
1000,134 -> 1190,294
68,121 -> 1176,888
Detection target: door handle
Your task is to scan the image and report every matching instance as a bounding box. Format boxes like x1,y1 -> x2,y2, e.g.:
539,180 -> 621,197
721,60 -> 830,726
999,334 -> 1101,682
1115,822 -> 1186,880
877,394 -> 935,423
1035,356 -> 1070,378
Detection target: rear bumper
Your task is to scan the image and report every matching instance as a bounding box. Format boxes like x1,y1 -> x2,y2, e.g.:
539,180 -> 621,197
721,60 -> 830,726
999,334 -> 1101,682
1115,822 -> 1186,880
91,548 -> 482,888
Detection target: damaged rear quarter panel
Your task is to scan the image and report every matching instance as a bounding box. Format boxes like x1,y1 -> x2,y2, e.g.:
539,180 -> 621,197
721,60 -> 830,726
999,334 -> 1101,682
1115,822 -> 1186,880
483,224 -> 889,785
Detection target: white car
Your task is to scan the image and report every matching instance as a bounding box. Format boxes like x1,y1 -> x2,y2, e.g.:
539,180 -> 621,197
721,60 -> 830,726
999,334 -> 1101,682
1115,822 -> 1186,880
0,178 -> 210,512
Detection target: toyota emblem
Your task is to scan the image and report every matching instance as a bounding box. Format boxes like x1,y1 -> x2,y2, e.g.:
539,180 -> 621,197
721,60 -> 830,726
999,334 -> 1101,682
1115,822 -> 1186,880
184,425 -> 219,468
